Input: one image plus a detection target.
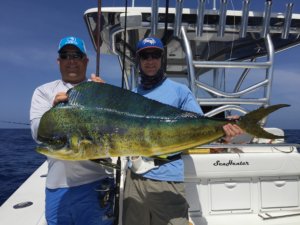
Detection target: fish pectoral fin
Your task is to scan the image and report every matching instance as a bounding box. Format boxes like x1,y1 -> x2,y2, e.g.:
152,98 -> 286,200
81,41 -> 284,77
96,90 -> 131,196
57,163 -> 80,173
76,139 -> 100,158
77,139 -> 95,150
79,139 -> 94,145
90,159 -> 121,170
70,136 -> 95,151
69,135 -> 80,149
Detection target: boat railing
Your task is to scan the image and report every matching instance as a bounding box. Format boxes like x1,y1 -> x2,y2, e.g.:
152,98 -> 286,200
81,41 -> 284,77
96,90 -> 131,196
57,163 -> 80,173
180,26 -> 274,120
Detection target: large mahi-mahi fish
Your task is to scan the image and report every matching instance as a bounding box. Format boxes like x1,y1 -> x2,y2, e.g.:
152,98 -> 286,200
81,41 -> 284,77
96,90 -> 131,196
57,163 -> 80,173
37,82 -> 288,160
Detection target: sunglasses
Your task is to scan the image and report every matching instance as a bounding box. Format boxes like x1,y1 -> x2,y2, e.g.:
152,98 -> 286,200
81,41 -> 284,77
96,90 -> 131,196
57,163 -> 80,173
139,51 -> 162,60
59,52 -> 85,60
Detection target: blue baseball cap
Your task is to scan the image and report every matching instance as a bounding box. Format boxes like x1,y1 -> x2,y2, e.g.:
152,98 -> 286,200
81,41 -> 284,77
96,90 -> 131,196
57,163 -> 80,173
58,36 -> 87,54
136,37 -> 164,54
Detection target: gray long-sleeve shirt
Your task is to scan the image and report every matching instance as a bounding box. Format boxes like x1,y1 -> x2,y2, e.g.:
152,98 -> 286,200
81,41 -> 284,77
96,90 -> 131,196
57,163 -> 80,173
30,79 -> 112,189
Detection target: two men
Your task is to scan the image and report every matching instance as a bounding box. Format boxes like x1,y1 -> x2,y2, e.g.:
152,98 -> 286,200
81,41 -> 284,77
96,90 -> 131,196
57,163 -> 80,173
31,36 -> 243,225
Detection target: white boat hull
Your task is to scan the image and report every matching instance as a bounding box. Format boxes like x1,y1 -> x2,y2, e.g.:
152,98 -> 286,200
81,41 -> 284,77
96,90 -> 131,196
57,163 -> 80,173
184,145 -> 300,225
0,162 -> 47,225
2,143 -> 300,225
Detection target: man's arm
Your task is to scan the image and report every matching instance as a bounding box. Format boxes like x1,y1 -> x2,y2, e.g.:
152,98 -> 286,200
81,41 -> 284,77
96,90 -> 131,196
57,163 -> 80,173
30,87 -> 53,141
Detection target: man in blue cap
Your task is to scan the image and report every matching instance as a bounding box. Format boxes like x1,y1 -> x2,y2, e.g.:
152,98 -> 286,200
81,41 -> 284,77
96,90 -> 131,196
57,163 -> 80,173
30,36 -> 114,225
122,37 -> 244,225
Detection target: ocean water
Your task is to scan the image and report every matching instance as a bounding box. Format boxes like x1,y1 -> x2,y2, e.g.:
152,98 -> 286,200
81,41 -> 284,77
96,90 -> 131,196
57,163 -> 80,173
0,128 -> 300,206
0,129 -> 45,206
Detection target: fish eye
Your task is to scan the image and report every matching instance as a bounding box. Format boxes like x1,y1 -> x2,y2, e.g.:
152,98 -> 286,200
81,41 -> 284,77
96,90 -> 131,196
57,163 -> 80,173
49,135 -> 67,149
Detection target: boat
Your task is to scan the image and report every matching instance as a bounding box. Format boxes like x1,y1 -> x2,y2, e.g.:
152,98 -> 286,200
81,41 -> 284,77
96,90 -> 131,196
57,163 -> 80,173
1,1 -> 300,224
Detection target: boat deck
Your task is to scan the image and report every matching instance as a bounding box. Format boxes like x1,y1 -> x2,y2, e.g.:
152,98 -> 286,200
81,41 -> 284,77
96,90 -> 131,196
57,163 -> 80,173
0,162 -> 47,225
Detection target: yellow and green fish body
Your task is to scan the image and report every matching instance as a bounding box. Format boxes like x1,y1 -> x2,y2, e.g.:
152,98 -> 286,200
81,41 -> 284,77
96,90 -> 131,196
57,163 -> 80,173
37,82 -> 288,160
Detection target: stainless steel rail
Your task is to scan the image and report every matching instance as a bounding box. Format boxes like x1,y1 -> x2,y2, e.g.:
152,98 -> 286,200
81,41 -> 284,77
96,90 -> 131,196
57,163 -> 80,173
174,0 -> 184,37
182,31 -> 275,121
261,0 -> 272,38
196,0 -> 206,37
151,0 -> 159,36
282,3 -> 294,39
239,0 -> 250,38
97,0 -> 297,122
218,0 -> 227,37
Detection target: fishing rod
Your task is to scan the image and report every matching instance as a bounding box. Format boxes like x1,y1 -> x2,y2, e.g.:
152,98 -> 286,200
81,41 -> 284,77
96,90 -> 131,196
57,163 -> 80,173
93,0 -> 123,223
95,0 -> 102,77
114,0 -> 129,223
121,0 -> 128,89
0,120 -> 30,126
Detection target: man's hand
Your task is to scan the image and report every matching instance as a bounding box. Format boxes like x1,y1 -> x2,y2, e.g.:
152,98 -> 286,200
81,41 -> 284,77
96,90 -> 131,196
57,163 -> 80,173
222,116 -> 244,143
52,74 -> 104,107
53,92 -> 68,106
91,74 -> 105,83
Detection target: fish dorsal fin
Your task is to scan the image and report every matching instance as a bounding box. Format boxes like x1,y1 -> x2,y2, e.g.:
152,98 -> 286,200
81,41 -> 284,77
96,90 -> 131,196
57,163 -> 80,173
59,82 -> 199,118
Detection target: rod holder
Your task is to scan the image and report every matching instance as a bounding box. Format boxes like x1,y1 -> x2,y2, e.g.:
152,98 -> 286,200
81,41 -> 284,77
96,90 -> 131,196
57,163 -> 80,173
174,0 -> 184,37
239,0 -> 250,38
218,0 -> 227,37
196,0 -> 206,37
281,3 -> 294,39
151,0 -> 159,36
261,0 -> 272,38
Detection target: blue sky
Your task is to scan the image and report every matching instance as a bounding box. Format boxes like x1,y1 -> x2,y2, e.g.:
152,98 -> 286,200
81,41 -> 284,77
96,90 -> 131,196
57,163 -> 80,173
0,0 -> 299,129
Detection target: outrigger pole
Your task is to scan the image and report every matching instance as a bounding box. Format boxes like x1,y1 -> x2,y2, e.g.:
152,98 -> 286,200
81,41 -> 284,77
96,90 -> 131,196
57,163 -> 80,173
95,0 -> 102,76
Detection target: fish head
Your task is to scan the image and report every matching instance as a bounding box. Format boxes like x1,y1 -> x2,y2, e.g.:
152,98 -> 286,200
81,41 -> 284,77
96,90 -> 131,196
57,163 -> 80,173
36,106 -> 110,160
36,107 -> 83,160
36,133 -> 74,160
37,108 -> 69,150
36,140 -> 102,160
36,135 -> 103,160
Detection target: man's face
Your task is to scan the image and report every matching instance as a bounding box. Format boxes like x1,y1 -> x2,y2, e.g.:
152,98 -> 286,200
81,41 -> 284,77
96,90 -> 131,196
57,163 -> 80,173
57,45 -> 88,84
139,49 -> 163,76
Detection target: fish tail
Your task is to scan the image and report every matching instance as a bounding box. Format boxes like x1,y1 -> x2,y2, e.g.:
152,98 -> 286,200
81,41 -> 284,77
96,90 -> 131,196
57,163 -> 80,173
238,104 -> 290,139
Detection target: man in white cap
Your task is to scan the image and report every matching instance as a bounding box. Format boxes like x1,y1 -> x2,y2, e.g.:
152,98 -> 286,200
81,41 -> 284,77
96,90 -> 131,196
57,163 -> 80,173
30,36 -> 114,225
122,37 -> 243,225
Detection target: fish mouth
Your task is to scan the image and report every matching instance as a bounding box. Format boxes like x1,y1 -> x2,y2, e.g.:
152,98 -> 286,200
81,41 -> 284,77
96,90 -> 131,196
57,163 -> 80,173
36,145 -> 82,160
36,139 -> 102,161
36,144 -> 69,155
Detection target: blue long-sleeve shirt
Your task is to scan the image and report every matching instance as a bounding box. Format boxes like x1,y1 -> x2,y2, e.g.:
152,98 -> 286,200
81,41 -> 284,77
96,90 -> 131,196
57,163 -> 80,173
134,78 -> 203,182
